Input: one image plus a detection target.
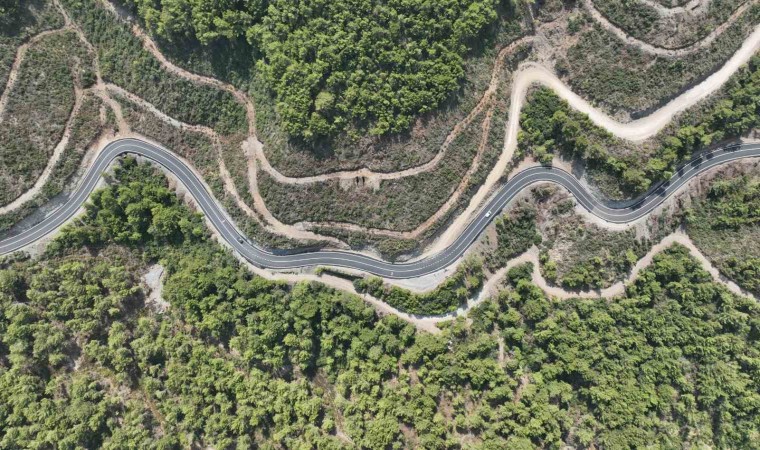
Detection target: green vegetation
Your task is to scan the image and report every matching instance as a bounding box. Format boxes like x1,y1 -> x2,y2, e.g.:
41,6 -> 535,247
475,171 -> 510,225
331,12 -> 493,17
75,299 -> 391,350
1,160 -> 759,447
521,53 -> 760,196
3,3 -> 760,445
258,108 -> 490,231
60,0 -> 247,135
121,0 -> 501,140
0,30 -> 91,205
0,93 -> 113,232
696,174 -> 760,229
116,95 -> 311,250
687,170 -> 760,295
592,0 -> 745,48
0,0 -> 18,25
254,0 -> 498,139
594,0 -> 660,39
354,258 -> 484,315
484,200 -> 541,271
122,4 -> 526,181
564,4 -> 760,115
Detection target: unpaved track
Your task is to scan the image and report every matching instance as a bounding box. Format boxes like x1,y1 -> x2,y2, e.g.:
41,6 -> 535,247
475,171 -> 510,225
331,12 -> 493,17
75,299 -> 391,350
2,0 -> 759,282
638,0 -> 705,16
0,0 -> 92,214
355,231 -> 756,331
89,0 -> 760,247
583,0 -> 758,55
0,28 -> 70,123
0,86 -> 86,214
428,28 -> 760,256
107,83 -> 217,136
294,108 -> 497,240
519,230 -> 752,300
0,0 -> 125,216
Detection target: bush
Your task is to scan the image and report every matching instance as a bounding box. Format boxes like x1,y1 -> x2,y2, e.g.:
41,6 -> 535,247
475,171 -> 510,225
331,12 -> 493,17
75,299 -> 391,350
0,31 -> 89,205
520,54 -> 760,197
61,0 -> 248,135
354,257 -> 484,315
485,204 -> 541,270
686,172 -> 760,295
118,0 -> 500,140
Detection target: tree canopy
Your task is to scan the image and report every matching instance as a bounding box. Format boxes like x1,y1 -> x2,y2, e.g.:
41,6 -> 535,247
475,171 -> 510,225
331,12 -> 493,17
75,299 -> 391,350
519,55 -> 760,196
124,0 -> 268,44
120,0 -> 499,140
1,160 -> 759,447
0,0 -> 18,21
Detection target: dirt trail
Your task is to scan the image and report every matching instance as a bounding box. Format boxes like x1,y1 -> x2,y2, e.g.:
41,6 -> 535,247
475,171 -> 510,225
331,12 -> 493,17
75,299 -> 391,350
97,0 -> 258,136
245,146 -> 344,243
427,28 -> 760,256
525,230 -> 752,299
638,0 -> 706,16
53,0 -> 130,134
383,230 -> 756,331
107,83 -> 216,136
0,28 -> 70,123
0,86 -> 86,214
218,156 -> 344,245
142,264 -> 169,312
291,107 -> 497,239
583,0 -> 757,55
93,0 -> 760,250
0,0 -> 132,216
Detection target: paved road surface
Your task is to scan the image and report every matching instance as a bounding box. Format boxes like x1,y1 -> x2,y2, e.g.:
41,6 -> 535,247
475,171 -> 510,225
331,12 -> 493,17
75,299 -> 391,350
1,138 -> 758,278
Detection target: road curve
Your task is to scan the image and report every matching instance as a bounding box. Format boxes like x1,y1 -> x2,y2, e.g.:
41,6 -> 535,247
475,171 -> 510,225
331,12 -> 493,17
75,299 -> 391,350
1,138 -> 758,279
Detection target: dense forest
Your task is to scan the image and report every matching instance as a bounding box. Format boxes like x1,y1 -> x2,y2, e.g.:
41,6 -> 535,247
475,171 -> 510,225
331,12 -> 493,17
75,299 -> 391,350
1,160 -> 758,448
0,0 -> 16,20
120,0 -> 500,139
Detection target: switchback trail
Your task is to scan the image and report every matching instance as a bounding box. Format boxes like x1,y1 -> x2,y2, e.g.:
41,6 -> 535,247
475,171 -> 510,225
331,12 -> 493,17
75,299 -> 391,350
1,138 -> 758,279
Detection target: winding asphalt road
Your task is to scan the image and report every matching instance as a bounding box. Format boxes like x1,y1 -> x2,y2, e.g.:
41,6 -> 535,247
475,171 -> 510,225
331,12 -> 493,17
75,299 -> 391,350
1,138 -> 758,278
